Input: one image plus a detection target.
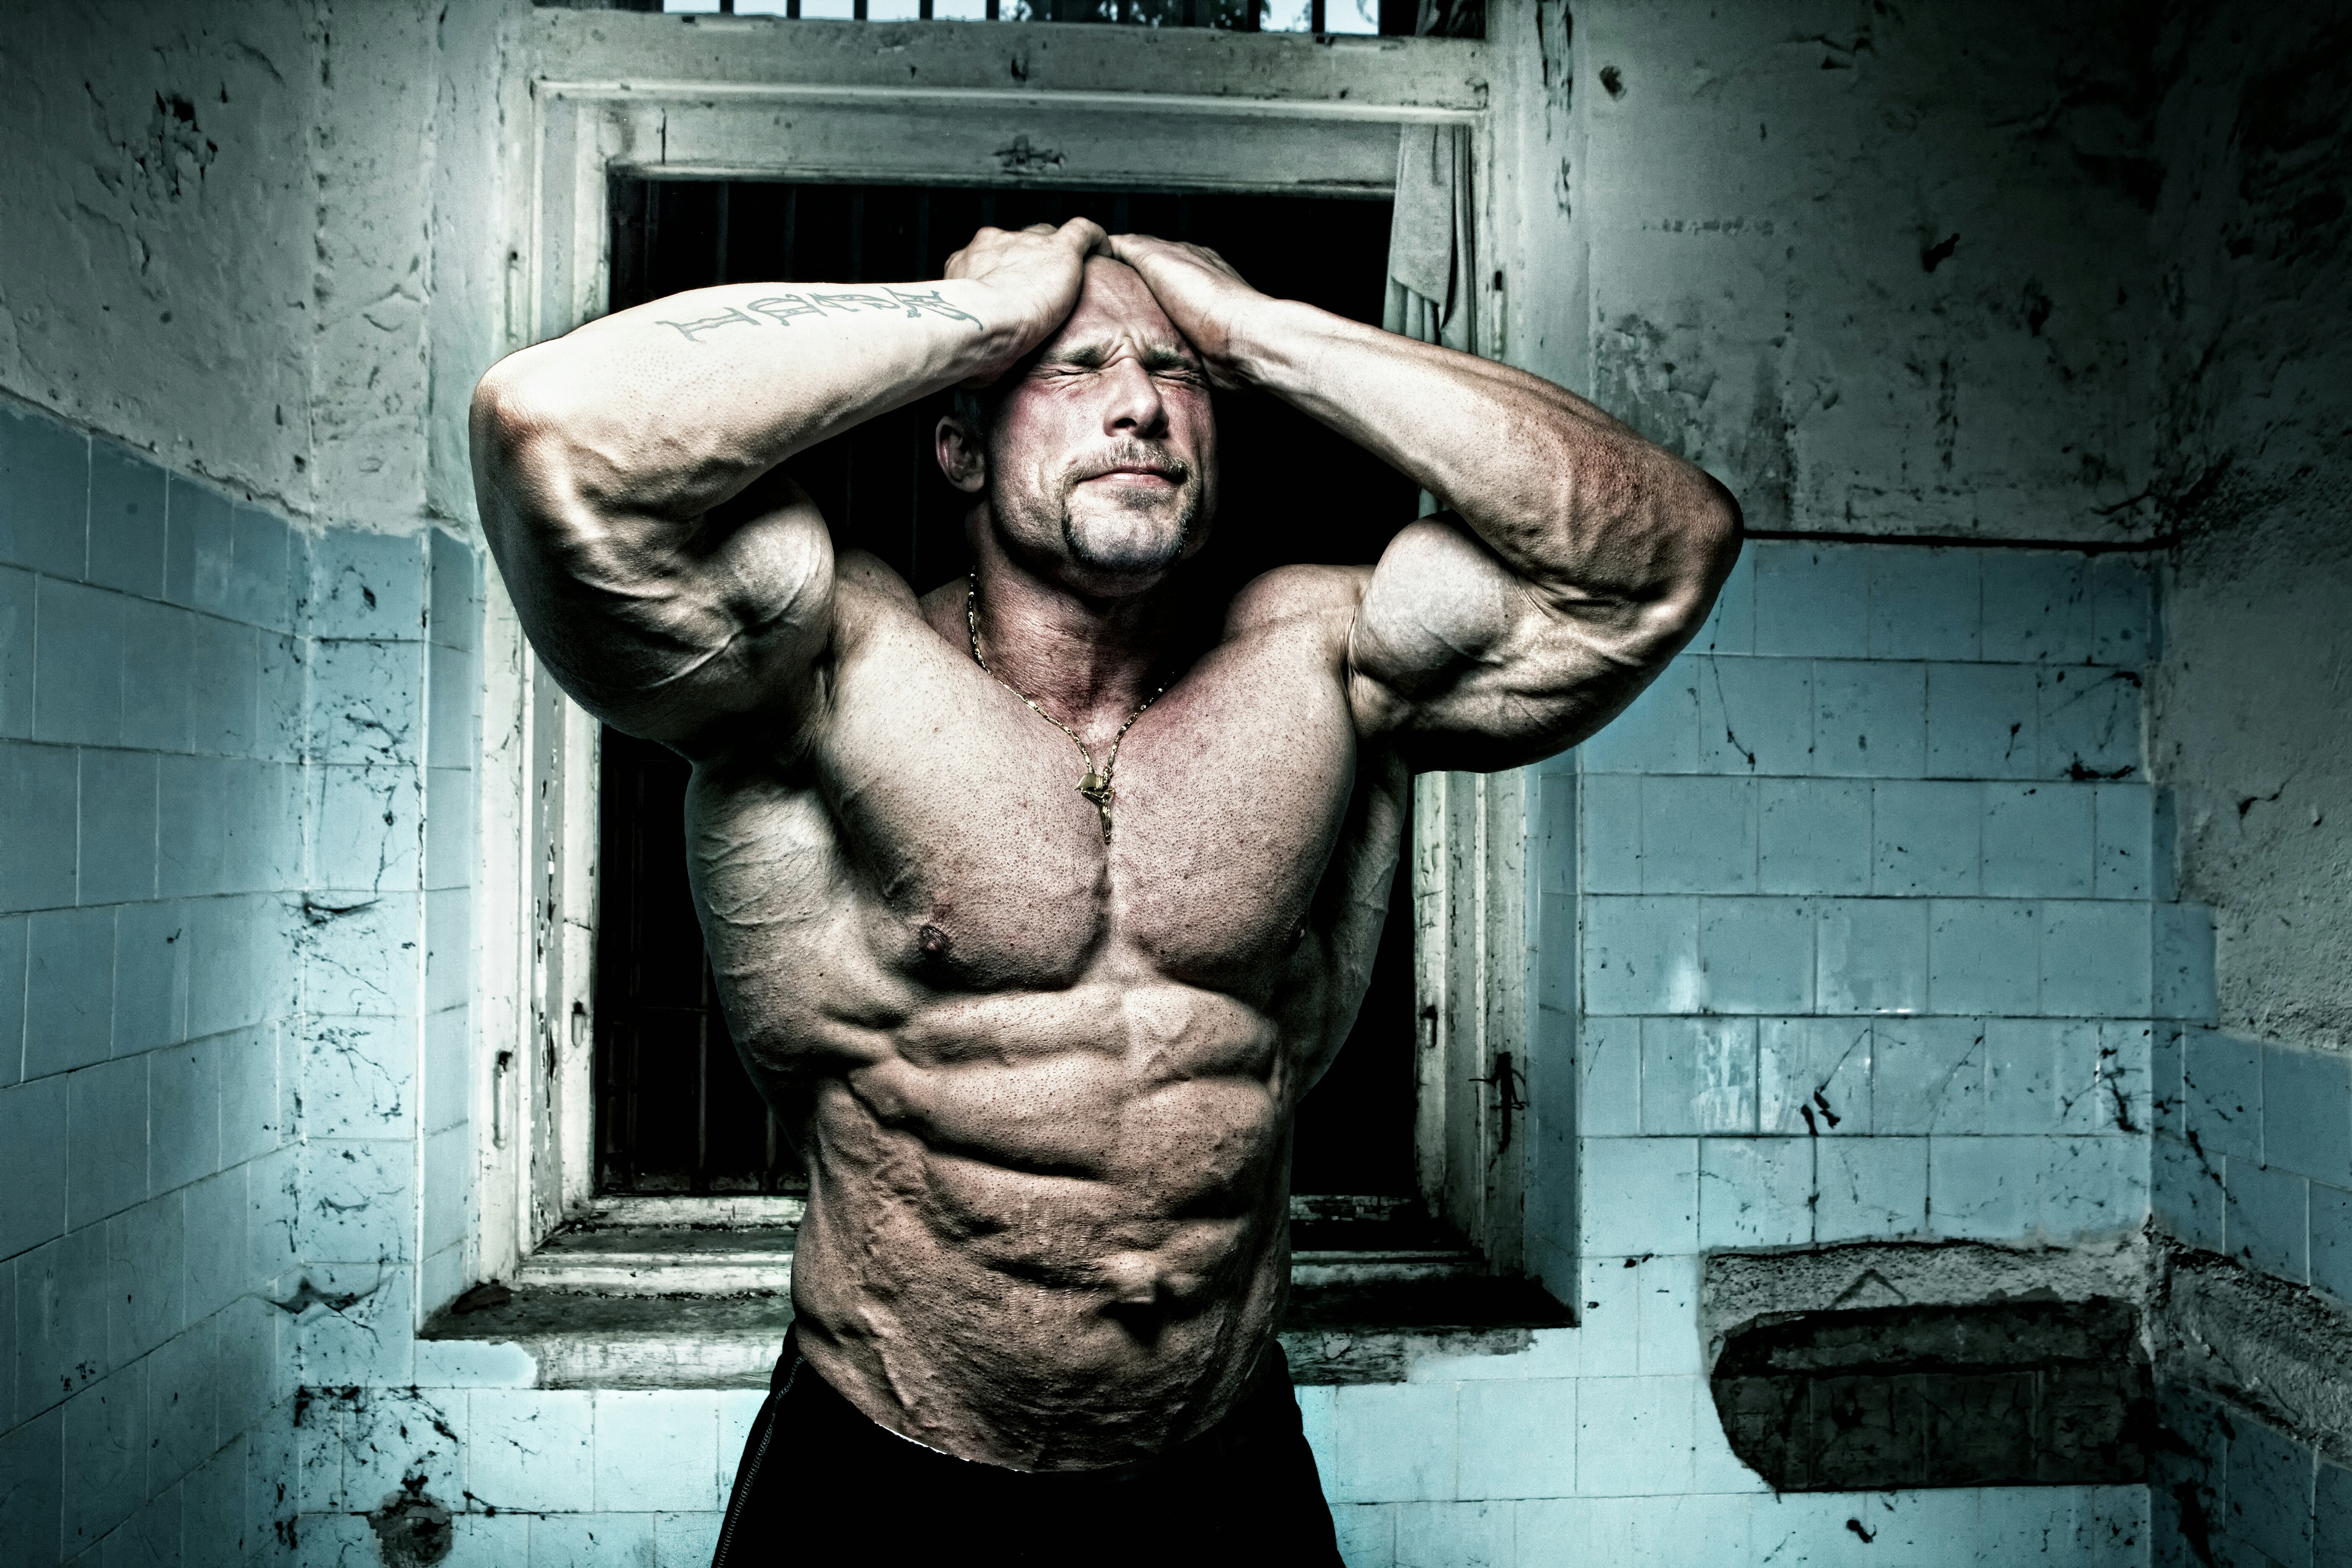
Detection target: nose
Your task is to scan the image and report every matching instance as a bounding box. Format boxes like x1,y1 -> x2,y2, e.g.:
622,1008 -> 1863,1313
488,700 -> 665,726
1099,356 -> 1168,439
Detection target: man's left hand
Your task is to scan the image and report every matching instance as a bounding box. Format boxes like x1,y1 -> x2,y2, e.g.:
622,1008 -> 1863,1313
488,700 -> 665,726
1099,233 -> 1266,389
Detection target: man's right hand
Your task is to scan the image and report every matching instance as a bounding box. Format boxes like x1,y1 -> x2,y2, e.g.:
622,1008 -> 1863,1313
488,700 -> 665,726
943,219 -> 1106,385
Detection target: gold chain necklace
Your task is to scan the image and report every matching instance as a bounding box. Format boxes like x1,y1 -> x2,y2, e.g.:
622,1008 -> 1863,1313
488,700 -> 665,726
966,570 -> 1167,843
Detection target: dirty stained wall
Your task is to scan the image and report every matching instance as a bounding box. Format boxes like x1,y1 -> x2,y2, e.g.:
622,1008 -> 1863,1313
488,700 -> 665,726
1575,0 -> 2169,544
0,3 -> 507,532
2146,4 -> 2352,1054
2137,5 -> 2352,1567
1,3 -> 514,1566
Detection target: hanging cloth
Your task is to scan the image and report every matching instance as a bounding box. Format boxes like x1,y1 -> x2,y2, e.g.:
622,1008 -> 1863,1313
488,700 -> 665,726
1383,123 -> 1476,515
1383,123 -> 1475,355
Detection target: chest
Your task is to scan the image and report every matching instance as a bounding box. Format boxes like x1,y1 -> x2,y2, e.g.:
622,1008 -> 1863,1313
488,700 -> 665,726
802,615 -> 1361,991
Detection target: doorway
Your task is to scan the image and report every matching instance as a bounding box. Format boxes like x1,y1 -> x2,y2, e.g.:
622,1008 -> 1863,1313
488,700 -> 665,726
592,177 -> 1422,1199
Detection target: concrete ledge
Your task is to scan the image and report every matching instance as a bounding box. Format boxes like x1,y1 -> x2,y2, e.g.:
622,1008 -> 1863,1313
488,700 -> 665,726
421,1274 -> 1572,1390
2153,1241 -> 2352,1466
1700,1235 -> 2150,1369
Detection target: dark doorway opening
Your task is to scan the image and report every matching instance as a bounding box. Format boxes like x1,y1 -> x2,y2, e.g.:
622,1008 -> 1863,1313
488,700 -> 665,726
594,178 -> 1421,1199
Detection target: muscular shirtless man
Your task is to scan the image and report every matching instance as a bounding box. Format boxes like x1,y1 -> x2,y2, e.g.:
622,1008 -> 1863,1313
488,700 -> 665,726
472,218 -> 1738,1565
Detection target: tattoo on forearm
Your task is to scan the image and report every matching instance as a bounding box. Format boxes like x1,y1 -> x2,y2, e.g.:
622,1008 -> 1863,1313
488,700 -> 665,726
655,288 -> 983,343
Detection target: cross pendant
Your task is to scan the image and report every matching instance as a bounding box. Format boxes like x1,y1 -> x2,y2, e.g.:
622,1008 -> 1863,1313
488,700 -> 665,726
1076,776 -> 1114,842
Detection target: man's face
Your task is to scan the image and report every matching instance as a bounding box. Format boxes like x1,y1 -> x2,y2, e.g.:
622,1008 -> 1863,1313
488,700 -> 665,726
953,257 -> 1219,595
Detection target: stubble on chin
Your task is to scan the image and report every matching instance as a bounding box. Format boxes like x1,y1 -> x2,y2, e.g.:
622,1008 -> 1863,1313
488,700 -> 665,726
1057,487 -> 1197,576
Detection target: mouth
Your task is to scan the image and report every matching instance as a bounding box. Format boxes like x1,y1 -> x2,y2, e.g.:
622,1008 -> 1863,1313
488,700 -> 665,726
1083,464 -> 1181,483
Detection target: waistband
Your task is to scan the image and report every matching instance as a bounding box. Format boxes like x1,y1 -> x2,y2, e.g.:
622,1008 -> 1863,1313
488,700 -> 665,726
768,1326 -> 1295,1483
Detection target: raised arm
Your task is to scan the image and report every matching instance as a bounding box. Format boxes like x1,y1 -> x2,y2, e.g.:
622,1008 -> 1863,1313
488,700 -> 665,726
1104,234 -> 1741,774
468,219 -> 1103,753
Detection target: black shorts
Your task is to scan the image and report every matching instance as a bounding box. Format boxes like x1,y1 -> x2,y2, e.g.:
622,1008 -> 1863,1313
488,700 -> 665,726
711,1329 -> 1344,1567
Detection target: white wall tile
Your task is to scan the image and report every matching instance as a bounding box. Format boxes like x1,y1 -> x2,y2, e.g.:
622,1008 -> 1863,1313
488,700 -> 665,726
1641,776 -> 1757,894
1331,1503 -> 1395,1568
1456,1379 -> 1575,1500
60,1361 -> 147,1554
1754,543 -> 1869,660
1926,899 -> 2039,1016
469,1390 -> 595,1514
1582,1139 -> 1699,1258
1872,1017 -> 1986,1135
1698,655 -> 1813,776
1574,1376 -> 1696,1498
1925,662 -> 2040,780
1583,897 -> 1701,1016
2040,901 -> 2151,1016
1639,1018 -> 1756,1135
1697,897 -> 1814,1014
1981,783 -> 2095,897
651,1511 -> 724,1568
2043,1137 -> 2148,1238
1394,1499 -> 1511,1568
1633,1254 -> 1703,1377
1699,1138 -> 1814,1249
1758,778 -> 1871,895
1867,549 -> 1981,662
529,1512 -> 653,1568
1326,1382 -> 1458,1503
1815,1138 -> 1928,1240
1815,662 -> 1927,778
1929,1136 -> 2041,1240
592,1390 -> 720,1513
1814,898 -> 1927,1014
1870,780 -> 1979,894
1759,1016 -> 1873,1136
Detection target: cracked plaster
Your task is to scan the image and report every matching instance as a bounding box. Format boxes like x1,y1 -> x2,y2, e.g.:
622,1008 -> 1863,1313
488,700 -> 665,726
0,0 -> 519,534
2142,4 -> 2352,1053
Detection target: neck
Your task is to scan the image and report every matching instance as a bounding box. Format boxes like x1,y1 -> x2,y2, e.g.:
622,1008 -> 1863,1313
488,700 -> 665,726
967,529 -> 1184,737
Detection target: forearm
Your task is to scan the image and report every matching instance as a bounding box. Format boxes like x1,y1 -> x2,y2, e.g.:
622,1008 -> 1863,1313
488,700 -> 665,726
475,279 -> 1016,524
1232,299 -> 1735,611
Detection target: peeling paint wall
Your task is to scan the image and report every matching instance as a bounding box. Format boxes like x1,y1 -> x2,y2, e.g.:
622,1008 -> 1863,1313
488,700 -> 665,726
0,1 -> 515,531
2146,5 -> 2352,1055
0,4 -> 514,1565
1573,0 -> 2169,543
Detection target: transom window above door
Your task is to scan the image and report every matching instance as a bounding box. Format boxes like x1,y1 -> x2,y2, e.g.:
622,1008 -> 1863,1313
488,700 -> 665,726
658,0 -> 1483,39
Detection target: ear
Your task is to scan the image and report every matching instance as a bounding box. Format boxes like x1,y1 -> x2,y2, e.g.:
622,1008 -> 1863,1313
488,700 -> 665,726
935,415 -> 988,495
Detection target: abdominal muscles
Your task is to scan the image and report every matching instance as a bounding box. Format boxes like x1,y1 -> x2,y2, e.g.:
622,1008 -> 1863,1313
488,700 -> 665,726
776,978 -> 1298,1471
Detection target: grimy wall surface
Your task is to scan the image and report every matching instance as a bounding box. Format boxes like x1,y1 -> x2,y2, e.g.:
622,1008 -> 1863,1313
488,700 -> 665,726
0,5 -> 511,1566
3,2 -> 2346,1565
2139,5 -> 2352,1567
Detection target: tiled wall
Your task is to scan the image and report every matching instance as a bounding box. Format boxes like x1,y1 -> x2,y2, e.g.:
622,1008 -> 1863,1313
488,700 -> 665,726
1571,540 -> 2161,1273
1314,538 -> 2169,1566
2151,1385 -> 2351,1568
0,399 -> 483,1568
2157,1029 -> 2351,1319
298,540 -> 2178,1567
0,405 -> 2201,1564
2149,1027 -> 2352,1567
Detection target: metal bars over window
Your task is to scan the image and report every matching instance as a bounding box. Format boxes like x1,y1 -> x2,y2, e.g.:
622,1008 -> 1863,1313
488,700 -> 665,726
655,0 -> 1480,39
592,178 -> 1425,1197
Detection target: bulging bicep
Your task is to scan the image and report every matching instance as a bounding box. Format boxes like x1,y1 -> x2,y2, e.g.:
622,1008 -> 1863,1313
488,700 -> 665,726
1345,513 -> 1687,773
487,464 -> 838,754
